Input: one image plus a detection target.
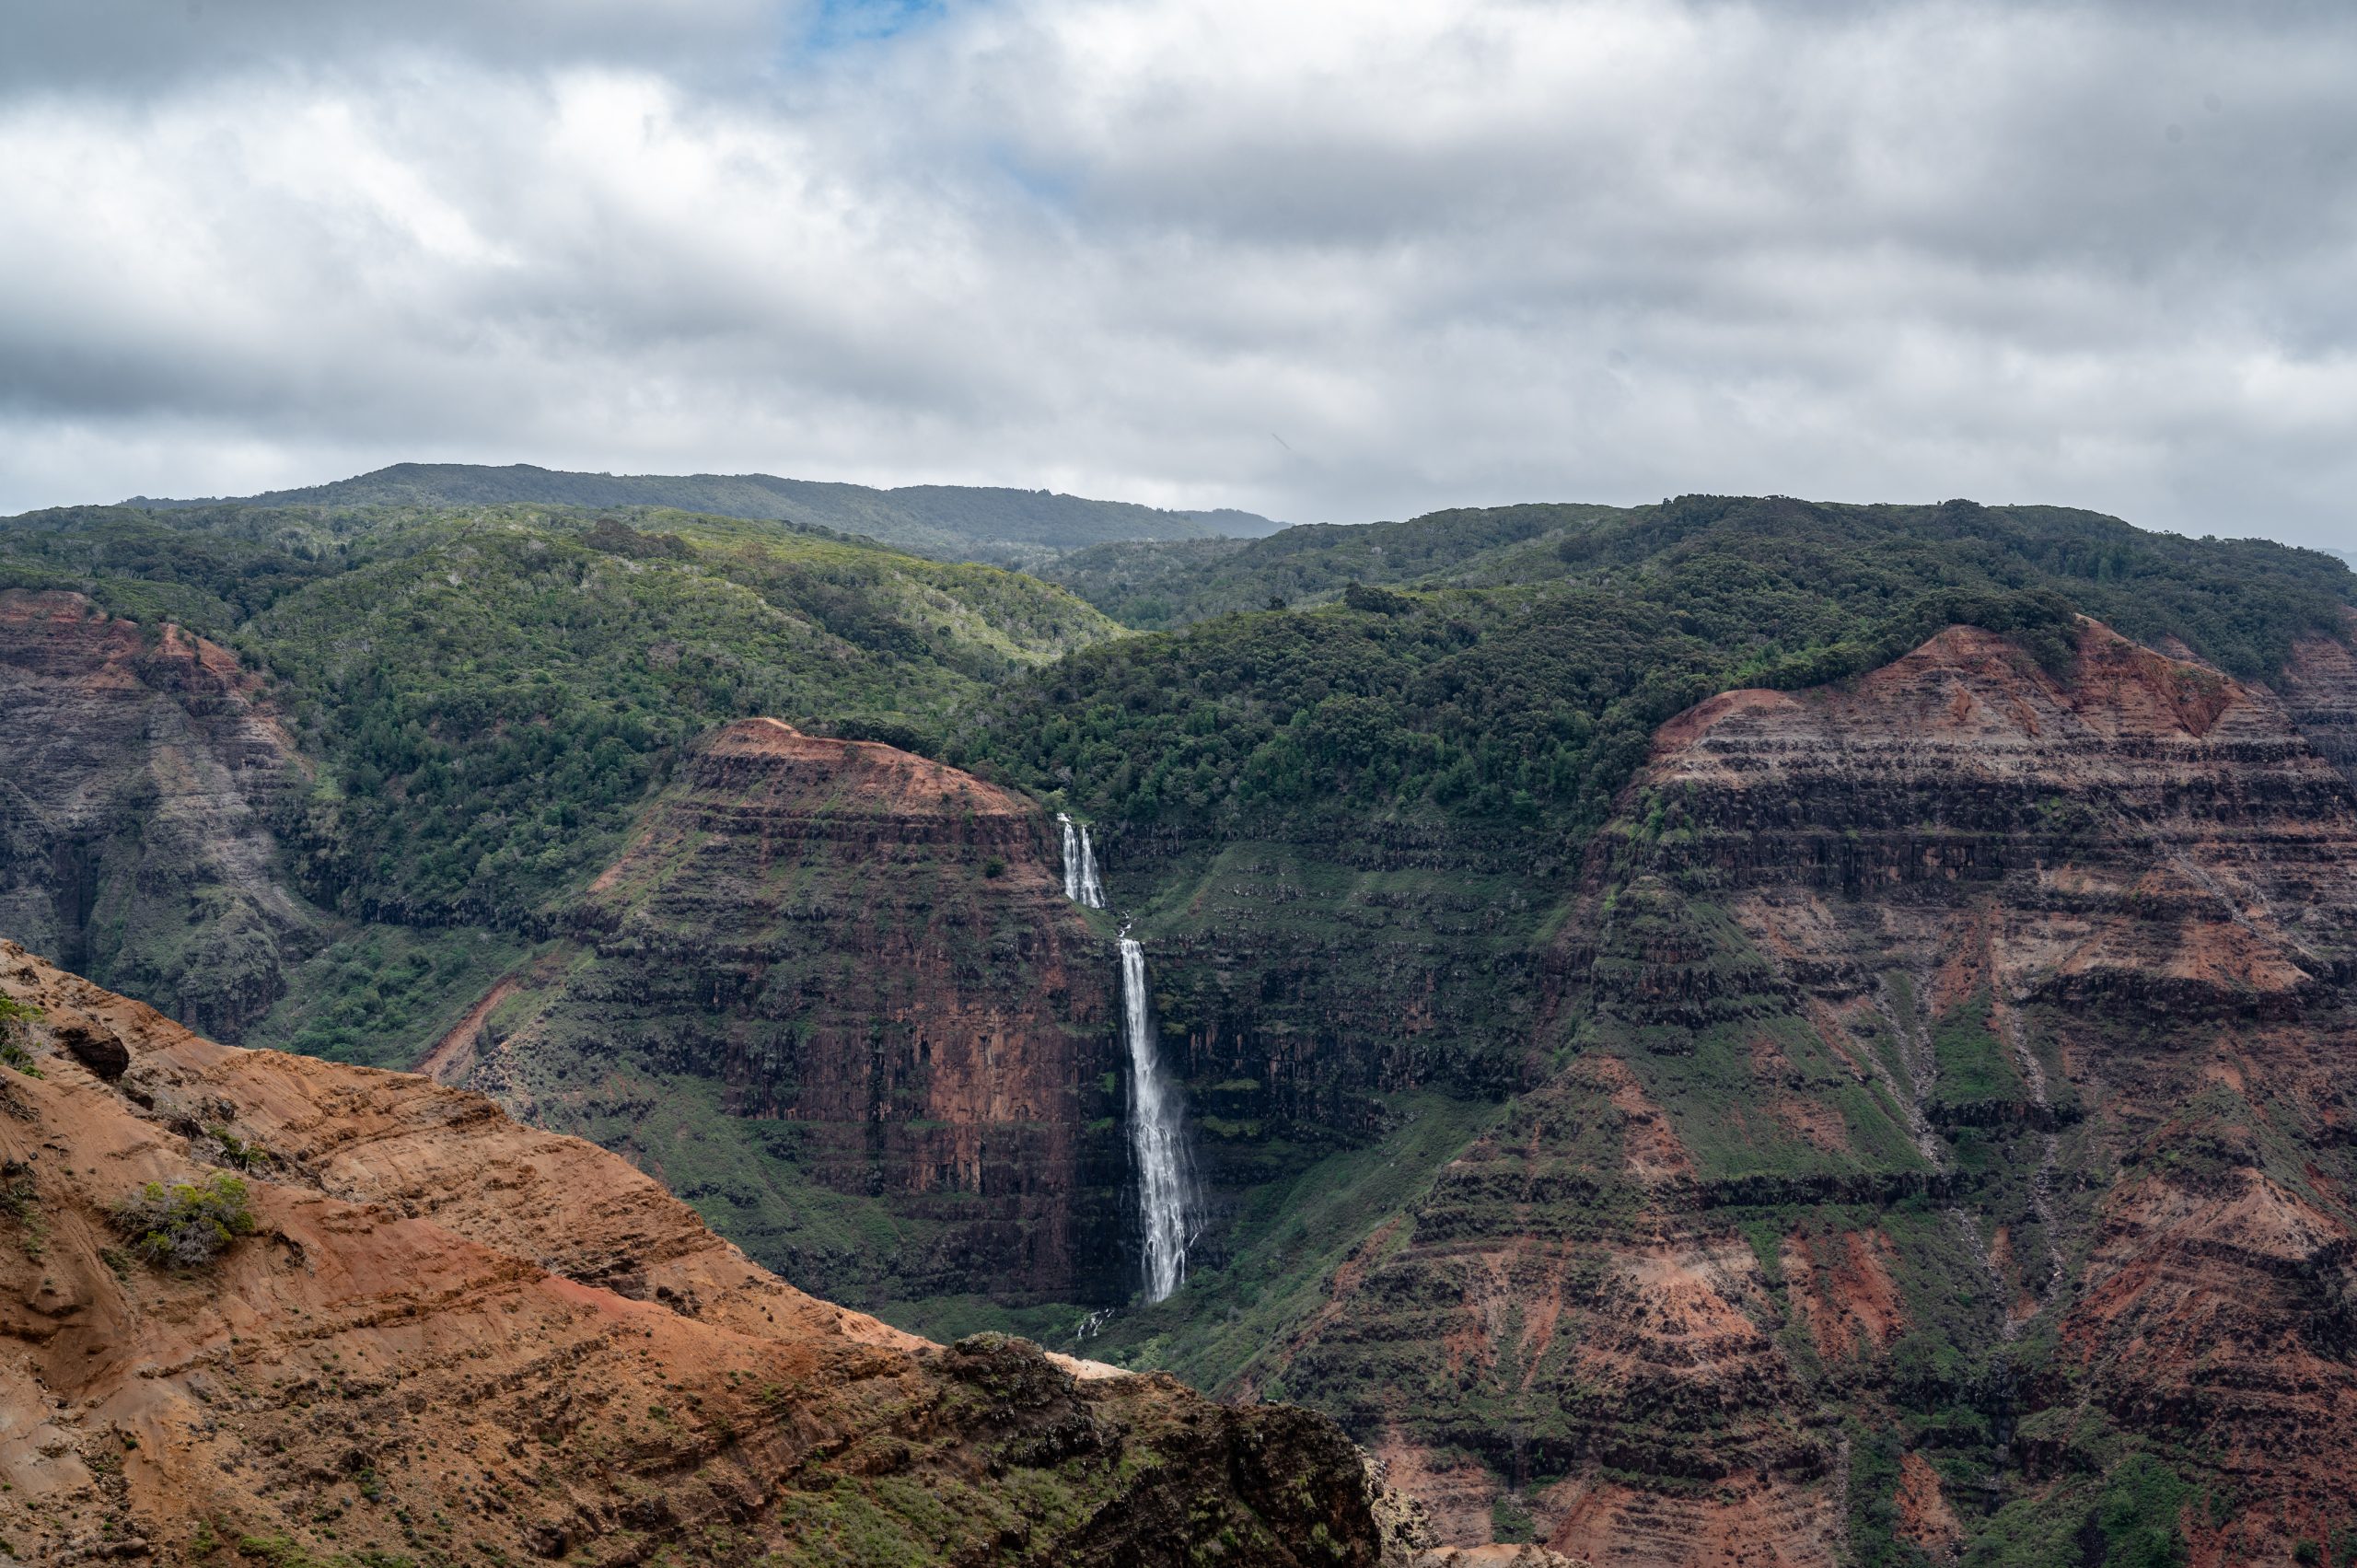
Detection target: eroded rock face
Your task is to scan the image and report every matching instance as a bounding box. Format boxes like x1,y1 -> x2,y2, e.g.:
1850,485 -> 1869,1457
0,940 -> 1401,1568
2280,611 -> 2357,793
0,589 -> 318,1040
443,719 -> 1132,1305
1257,621 -> 2357,1565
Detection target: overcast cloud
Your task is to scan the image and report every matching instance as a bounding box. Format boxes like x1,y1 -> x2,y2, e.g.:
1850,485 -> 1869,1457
0,0 -> 2351,548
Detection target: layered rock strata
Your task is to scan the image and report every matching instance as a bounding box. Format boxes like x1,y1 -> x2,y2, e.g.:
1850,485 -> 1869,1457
1256,621 -> 2357,1565
0,939 -> 1401,1567
448,719 -> 1132,1304
2280,610 -> 2357,791
0,589 -> 318,1040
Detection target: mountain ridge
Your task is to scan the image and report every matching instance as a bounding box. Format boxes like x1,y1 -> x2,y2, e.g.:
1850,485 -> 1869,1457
121,461 -> 1288,567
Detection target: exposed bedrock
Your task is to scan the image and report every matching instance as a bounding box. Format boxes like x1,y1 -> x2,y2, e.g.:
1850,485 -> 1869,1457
0,940 -> 1403,1568
1258,620 -> 2357,1566
2279,612 -> 2357,793
0,588 -> 319,1040
449,719 -> 1136,1306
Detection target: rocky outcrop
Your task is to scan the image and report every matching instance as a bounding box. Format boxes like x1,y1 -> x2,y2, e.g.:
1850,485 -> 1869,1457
0,589 -> 319,1040
1253,621 -> 2357,1564
444,720 -> 1134,1306
0,939 -> 1404,1568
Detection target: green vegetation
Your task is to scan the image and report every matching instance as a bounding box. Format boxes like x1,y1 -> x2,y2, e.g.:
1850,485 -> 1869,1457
0,996 -> 42,1076
2,1164 -> 41,1262
1050,494 -> 2351,676
133,460 -> 1273,567
232,1538 -> 415,1568
241,926 -> 530,1071
0,506 -> 346,635
1961,1454 -> 2192,1568
244,506 -> 1112,922
967,496 -> 2350,843
1930,994 -> 2025,1110
0,501 -> 1118,933
1845,1425 -> 1936,1568
112,1174 -> 260,1267
1490,1492 -> 1538,1544
1043,502 -> 1625,627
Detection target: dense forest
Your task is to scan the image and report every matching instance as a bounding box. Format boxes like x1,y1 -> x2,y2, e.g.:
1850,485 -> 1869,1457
969,494 -> 2352,843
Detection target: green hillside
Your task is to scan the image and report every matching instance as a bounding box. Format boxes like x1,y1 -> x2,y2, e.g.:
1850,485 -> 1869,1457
1048,494 -> 2350,649
0,499 -> 1120,1059
970,495 -> 2351,842
128,461 -> 1285,567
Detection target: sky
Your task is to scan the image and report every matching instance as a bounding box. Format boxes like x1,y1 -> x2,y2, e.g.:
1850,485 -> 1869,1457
1,0 -> 2352,551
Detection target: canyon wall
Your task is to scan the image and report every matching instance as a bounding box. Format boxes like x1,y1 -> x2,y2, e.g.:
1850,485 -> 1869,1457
440,719 -> 1136,1306
0,589 -> 318,1040
1252,621 -> 2357,1565
2280,611 -> 2357,791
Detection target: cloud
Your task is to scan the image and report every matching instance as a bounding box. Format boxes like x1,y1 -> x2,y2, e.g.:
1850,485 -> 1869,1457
0,0 -> 2351,550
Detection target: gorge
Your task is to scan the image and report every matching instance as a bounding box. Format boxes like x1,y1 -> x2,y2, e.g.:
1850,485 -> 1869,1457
1,490 -> 2351,1566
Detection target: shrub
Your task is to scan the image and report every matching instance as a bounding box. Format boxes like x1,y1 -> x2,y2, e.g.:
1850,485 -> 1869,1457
204,1125 -> 270,1171
3,1164 -> 42,1260
0,997 -> 42,1076
112,1174 -> 258,1267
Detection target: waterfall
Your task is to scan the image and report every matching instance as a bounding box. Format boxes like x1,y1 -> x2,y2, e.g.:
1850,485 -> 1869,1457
1057,813 -> 1107,909
1119,936 -> 1192,1303
1077,828 -> 1105,910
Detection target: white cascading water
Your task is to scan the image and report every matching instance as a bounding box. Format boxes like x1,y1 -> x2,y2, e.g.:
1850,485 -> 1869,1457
1059,814 -> 1081,901
1057,813 -> 1107,909
1119,935 -> 1192,1302
1077,828 -> 1106,909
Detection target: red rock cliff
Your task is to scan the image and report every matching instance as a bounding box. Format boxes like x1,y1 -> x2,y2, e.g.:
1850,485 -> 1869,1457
0,940 -> 1400,1568
442,719 -> 1130,1305
1260,620 -> 2357,1566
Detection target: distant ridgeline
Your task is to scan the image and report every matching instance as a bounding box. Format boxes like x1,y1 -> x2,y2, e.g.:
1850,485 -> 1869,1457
4,485 -> 2356,1563
125,460 -> 1287,568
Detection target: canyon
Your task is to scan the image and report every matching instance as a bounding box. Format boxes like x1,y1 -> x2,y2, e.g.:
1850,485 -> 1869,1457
3,494 -> 2353,1564
430,716 -> 1139,1308
1248,619 -> 2357,1563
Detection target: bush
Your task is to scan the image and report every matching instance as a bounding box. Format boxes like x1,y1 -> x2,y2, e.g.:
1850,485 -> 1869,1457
112,1174 -> 258,1267
0,997 -> 41,1076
